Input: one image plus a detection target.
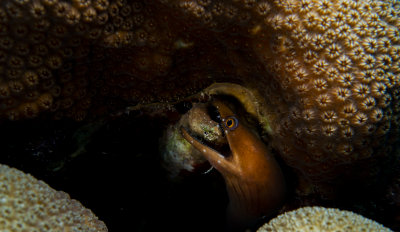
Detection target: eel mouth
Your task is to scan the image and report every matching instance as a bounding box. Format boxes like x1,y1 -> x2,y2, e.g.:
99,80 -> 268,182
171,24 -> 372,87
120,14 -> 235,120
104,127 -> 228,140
181,103 -> 232,159
180,96 -> 262,161
181,97 -> 238,158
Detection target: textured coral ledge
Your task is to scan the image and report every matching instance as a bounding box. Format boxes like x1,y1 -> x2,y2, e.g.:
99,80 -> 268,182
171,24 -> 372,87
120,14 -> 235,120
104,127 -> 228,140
0,163 -> 107,231
0,0 -> 399,201
257,206 -> 392,232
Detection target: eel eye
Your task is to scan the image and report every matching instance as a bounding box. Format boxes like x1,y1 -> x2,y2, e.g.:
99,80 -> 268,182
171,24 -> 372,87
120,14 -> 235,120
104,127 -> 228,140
224,116 -> 238,130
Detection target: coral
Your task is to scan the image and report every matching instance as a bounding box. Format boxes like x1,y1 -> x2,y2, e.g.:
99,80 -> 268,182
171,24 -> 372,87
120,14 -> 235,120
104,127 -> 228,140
186,103 -> 225,143
166,0 -> 400,184
0,0 -> 110,120
241,0 -> 400,184
0,0 -> 399,188
0,0 -> 231,120
161,103 -> 223,178
257,206 -> 392,232
161,125 -> 206,178
0,163 -> 107,231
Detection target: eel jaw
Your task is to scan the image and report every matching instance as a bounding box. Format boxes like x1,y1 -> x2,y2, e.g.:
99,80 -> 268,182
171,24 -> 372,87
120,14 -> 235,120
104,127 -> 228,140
180,127 -> 236,176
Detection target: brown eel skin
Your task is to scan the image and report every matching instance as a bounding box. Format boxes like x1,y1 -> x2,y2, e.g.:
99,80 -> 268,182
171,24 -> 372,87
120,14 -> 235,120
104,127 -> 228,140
181,100 -> 286,231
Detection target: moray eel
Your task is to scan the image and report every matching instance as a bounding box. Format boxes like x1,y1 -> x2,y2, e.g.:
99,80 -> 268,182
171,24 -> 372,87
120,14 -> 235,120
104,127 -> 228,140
181,100 -> 286,231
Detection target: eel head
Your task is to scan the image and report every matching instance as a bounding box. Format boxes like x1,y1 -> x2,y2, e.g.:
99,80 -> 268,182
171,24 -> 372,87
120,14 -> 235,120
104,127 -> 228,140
181,99 -> 286,230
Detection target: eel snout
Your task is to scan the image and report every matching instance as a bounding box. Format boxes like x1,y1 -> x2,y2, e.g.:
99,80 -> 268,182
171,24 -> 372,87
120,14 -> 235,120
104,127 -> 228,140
181,100 -> 286,231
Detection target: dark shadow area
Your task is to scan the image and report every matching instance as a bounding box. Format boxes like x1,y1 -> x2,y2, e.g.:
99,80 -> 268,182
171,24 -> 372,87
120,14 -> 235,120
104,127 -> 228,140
0,114 -> 228,231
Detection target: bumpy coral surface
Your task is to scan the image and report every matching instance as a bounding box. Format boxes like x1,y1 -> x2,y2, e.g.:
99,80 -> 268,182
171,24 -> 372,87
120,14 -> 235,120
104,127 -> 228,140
0,0 -> 228,120
165,0 -> 400,182
257,206 -> 392,232
0,0 -> 399,184
0,163 -> 107,231
0,0 -> 110,120
246,0 -> 400,182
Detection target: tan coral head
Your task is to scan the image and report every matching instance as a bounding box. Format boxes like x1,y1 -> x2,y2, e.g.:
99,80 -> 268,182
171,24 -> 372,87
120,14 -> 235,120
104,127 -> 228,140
181,99 -> 286,231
